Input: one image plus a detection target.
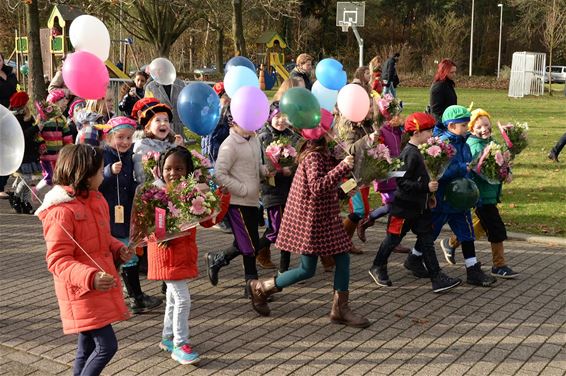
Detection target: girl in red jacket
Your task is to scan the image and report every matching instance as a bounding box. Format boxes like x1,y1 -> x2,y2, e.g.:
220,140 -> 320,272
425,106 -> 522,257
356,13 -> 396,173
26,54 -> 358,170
37,144 -> 134,376
148,146 -> 228,366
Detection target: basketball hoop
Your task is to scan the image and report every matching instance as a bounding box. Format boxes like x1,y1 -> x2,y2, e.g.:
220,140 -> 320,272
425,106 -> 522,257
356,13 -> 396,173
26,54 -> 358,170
341,23 -> 350,32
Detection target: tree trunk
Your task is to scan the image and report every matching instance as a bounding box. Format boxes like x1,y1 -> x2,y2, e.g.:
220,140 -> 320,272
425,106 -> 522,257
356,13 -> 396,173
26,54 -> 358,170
156,42 -> 171,58
232,0 -> 246,56
216,27 -> 224,74
26,0 -> 46,101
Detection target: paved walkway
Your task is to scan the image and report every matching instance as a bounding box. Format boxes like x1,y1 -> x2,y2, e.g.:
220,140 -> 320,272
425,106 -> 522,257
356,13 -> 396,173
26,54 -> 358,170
0,198 -> 565,375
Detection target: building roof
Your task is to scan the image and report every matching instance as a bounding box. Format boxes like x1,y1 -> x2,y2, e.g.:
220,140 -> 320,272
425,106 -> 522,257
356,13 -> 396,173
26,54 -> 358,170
256,31 -> 287,49
47,5 -> 84,28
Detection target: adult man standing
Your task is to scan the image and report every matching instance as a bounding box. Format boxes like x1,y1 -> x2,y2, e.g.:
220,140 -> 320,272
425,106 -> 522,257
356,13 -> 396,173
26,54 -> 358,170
382,52 -> 400,97
290,53 -> 313,90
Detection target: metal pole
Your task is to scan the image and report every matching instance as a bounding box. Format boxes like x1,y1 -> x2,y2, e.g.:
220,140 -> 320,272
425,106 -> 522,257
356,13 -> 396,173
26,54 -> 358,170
469,0 -> 474,76
497,4 -> 503,79
351,24 -> 364,67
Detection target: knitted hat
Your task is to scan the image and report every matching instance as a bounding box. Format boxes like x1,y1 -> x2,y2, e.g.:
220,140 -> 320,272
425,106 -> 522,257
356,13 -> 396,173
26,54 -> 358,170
138,101 -> 173,128
9,91 -> 29,109
131,97 -> 160,120
68,99 -> 86,120
268,101 -> 280,122
442,105 -> 471,126
404,112 -> 436,133
468,108 -> 491,130
105,116 -> 137,134
213,82 -> 225,96
301,108 -> 333,140
46,89 -> 66,104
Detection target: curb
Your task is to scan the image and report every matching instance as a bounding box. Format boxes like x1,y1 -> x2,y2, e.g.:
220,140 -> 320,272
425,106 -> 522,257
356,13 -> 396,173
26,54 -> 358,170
507,231 -> 566,247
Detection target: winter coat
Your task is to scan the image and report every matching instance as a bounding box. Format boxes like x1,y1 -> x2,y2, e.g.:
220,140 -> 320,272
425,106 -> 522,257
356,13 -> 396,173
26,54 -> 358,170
258,124 -> 300,208
374,123 -> 403,193
429,79 -> 457,122
201,105 -> 232,164
276,150 -> 352,256
335,114 -> 374,179
16,113 -> 40,164
146,192 -> 230,281
290,68 -> 312,90
0,65 -> 17,108
99,145 -> 138,239
382,57 -> 399,88
434,129 -> 472,214
390,143 -> 431,220
215,128 -> 268,207
132,138 -> 176,183
38,115 -> 73,162
145,79 -> 186,136
36,185 -> 130,334
467,136 -> 502,205
118,87 -> 145,117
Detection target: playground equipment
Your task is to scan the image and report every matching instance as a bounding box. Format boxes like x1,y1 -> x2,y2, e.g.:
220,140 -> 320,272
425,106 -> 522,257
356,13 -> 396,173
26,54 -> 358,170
508,52 -> 546,98
256,31 -> 289,89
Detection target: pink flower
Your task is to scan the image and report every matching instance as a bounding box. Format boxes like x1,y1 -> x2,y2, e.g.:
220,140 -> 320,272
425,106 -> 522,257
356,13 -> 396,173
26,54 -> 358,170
427,145 -> 442,158
495,151 -> 504,166
286,145 -> 297,157
503,150 -> 511,160
167,201 -> 180,217
266,145 -> 281,160
194,169 -> 202,180
190,196 -> 206,215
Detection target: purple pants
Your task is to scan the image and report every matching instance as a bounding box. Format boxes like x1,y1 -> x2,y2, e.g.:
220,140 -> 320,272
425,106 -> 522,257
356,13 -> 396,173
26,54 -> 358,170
264,205 -> 283,243
226,205 -> 259,257
40,160 -> 56,186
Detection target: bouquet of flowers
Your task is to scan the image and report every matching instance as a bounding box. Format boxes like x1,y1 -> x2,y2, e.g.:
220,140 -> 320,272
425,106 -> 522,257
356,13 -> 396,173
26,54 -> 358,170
498,121 -> 528,158
142,151 -> 161,182
418,137 -> 456,180
377,93 -> 403,125
359,143 -> 403,185
190,150 -> 213,183
473,141 -> 512,184
264,137 -> 297,171
34,100 -> 63,121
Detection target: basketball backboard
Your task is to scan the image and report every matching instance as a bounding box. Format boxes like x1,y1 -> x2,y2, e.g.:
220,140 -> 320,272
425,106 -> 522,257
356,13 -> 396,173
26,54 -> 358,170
336,2 -> 365,29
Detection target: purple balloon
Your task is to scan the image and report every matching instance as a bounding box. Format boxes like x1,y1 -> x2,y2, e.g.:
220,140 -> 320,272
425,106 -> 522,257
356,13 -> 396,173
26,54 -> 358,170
230,86 -> 269,132
62,51 -> 109,99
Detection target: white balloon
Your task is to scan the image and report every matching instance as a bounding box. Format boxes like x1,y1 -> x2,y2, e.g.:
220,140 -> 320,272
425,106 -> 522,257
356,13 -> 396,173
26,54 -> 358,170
149,58 -> 177,86
69,15 -> 111,61
0,106 -> 25,175
311,80 -> 338,112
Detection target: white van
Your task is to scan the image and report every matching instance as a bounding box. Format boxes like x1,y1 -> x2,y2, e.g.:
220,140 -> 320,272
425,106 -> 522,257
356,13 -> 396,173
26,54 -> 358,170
544,66 -> 566,83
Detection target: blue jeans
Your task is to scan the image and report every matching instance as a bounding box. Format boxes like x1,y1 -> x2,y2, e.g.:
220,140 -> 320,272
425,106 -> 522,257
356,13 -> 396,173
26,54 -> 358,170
383,84 -> 397,97
74,324 -> 118,376
163,280 -> 191,347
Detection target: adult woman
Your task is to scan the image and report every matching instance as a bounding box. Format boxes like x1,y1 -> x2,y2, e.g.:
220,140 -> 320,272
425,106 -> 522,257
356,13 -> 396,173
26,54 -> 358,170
429,59 -> 457,122
0,52 -> 18,198
290,53 -> 313,90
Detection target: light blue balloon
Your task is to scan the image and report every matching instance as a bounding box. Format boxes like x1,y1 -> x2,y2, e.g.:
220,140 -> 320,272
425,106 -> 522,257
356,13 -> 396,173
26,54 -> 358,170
311,80 -> 339,111
224,66 -> 259,98
315,58 -> 347,91
177,83 -> 221,136
226,56 -> 256,73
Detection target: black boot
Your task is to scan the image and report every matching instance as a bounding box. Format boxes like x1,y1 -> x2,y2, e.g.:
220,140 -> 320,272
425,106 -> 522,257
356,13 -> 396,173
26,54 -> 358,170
404,254 -> 431,278
205,247 -> 240,286
369,265 -> 392,286
21,201 -> 34,215
8,193 -> 22,214
466,262 -> 496,287
121,265 -> 162,314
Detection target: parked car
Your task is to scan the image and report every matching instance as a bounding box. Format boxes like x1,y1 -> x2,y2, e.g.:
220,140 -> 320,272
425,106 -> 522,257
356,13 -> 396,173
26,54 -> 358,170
544,66 -> 566,83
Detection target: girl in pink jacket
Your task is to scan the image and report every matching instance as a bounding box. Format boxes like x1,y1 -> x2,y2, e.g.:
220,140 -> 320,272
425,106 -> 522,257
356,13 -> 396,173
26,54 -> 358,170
37,144 -> 134,376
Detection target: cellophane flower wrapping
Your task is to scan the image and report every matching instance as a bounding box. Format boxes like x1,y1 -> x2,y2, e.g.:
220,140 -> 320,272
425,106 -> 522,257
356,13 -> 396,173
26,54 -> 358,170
359,142 -> 403,185
499,121 -> 528,158
264,136 -> 297,170
473,141 -> 513,184
190,149 -> 213,183
418,137 -> 456,180
377,93 -> 403,126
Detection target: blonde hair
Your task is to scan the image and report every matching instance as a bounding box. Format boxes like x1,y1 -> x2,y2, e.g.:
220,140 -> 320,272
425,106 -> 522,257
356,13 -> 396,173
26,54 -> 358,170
273,77 -> 304,101
369,56 -> 382,73
296,53 -> 313,66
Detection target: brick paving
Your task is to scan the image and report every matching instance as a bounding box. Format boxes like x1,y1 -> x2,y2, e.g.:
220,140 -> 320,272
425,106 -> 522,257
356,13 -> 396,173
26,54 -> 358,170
0,197 -> 565,375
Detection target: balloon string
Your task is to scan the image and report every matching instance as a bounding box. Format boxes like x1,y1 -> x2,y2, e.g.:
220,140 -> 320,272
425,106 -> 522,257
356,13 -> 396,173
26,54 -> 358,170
22,179 -> 108,273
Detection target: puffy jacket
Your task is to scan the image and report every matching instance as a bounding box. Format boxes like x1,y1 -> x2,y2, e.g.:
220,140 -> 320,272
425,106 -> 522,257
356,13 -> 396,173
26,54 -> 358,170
467,136 -> 502,205
118,87 -> 145,117
201,105 -> 232,164
132,138 -> 176,183
434,129 -> 472,213
36,186 -> 129,334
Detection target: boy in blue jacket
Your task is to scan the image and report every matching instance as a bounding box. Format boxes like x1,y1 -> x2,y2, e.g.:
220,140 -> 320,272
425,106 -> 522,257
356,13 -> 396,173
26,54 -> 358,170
426,105 -> 495,287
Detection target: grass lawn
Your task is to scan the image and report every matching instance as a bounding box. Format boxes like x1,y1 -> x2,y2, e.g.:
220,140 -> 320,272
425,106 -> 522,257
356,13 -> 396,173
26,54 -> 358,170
391,87 -> 566,237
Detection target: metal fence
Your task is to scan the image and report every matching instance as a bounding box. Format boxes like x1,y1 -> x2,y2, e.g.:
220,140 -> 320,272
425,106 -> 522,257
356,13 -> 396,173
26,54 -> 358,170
508,52 -> 546,98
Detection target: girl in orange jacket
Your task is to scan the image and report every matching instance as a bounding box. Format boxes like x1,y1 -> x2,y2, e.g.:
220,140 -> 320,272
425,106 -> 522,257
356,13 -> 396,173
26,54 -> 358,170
36,144 -> 135,376
147,146 -> 228,366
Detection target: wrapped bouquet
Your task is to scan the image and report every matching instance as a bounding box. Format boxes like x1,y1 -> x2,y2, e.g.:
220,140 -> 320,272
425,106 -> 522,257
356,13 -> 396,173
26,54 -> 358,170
190,149 -> 213,183
265,137 -> 297,171
377,93 -> 403,125
359,143 -> 403,185
142,151 -> 160,182
473,141 -> 512,184
498,121 -> 528,158
418,137 -> 456,180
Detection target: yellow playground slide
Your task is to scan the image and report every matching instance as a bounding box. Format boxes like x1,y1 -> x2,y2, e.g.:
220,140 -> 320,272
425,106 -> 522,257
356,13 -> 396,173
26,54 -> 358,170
270,52 -> 289,81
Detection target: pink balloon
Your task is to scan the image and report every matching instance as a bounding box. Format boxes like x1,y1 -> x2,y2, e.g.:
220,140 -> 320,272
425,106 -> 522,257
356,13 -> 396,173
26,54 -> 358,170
62,51 -> 109,100
230,86 -> 269,132
336,84 -> 370,122
301,109 -> 334,140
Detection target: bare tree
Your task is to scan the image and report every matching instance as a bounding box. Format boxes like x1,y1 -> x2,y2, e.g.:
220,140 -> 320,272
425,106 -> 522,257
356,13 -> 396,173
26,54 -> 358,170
542,0 -> 566,94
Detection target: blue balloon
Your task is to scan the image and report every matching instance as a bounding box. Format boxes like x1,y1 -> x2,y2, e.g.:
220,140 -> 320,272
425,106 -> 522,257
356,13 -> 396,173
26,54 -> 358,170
224,66 -> 259,98
315,58 -> 347,91
225,56 -> 256,73
177,83 -> 221,136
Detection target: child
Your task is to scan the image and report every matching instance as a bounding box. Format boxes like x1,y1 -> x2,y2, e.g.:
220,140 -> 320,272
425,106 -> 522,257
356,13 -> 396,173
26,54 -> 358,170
36,144 -> 134,376
205,120 -> 270,295
99,116 -> 162,314
257,102 -> 300,271
440,109 -> 518,278
247,126 -> 370,328
118,71 -> 148,117
35,89 -> 73,196
75,91 -> 116,146
429,105 -> 495,286
147,146 -> 228,365
8,91 -> 40,214
132,100 -> 184,183
368,113 -> 461,292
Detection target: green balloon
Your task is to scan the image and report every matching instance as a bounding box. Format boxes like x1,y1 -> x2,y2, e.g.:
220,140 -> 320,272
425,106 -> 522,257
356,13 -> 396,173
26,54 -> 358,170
20,64 -> 29,76
280,87 -> 321,129
444,178 -> 479,210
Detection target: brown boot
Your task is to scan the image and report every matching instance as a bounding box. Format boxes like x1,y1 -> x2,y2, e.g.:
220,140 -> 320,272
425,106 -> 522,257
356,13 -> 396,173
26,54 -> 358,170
329,291 -> 371,328
256,246 -> 276,269
392,244 -> 411,254
356,217 -> 375,243
320,256 -> 335,272
248,277 -> 281,316
343,218 -> 363,254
